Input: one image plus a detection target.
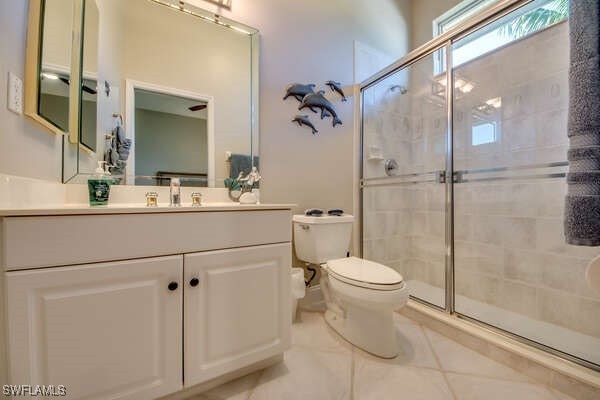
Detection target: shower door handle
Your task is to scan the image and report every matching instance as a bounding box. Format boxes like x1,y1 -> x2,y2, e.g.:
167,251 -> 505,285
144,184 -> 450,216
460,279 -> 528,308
436,170 -> 464,184
453,171 -> 464,183
436,170 -> 446,184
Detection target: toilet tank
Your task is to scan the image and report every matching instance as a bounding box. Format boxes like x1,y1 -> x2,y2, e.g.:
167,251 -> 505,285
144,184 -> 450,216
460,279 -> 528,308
293,214 -> 354,264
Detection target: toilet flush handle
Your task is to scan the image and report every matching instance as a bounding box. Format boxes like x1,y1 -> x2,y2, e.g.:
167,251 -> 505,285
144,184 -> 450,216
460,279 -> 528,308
299,224 -> 310,230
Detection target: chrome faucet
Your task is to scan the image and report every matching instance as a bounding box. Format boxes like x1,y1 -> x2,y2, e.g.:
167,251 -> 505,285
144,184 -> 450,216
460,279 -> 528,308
170,177 -> 181,207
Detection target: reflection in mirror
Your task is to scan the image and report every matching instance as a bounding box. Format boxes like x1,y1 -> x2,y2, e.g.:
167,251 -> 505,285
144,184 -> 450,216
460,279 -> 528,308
131,89 -> 209,187
80,0 -> 99,152
62,0 -> 258,187
80,78 -> 98,152
38,0 -> 74,131
38,71 -> 70,131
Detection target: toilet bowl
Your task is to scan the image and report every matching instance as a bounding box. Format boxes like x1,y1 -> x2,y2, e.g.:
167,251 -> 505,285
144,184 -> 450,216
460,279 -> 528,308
293,214 -> 409,358
321,257 -> 408,358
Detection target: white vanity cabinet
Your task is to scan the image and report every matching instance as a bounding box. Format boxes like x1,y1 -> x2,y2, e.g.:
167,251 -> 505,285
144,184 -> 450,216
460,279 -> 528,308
184,243 -> 291,386
6,256 -> 184,400
0,207 -> 292,400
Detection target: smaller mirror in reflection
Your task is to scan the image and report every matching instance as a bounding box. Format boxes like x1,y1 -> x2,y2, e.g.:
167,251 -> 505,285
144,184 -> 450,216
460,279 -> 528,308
80,78 -> 98,152
132,89 -> 209,187
39,71 -> 70,131
38,0 -> 75,131
79,0 -> 99,153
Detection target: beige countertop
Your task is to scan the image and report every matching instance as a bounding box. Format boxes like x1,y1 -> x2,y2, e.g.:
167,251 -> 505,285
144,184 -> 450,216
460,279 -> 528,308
0,203 -> 295,217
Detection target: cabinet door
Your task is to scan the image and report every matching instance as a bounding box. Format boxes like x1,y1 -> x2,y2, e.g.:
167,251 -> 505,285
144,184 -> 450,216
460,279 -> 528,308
6,256 -> 183,400
184,243 -> 291,386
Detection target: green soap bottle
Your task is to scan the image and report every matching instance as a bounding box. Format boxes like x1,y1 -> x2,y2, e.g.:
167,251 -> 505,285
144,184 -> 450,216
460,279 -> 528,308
88,161 -> 113,206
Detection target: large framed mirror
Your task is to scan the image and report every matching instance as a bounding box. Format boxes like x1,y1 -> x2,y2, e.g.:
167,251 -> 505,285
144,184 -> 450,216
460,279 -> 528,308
28,0 -> 259,186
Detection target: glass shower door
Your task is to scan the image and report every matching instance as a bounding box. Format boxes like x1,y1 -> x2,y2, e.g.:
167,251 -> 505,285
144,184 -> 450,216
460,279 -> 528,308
362,50 -> 448,309
451,0 -> 600,367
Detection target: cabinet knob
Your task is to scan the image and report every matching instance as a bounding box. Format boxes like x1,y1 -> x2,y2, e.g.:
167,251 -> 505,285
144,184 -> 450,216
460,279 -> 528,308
190,278 -> 200,287
168,282 -> 178,291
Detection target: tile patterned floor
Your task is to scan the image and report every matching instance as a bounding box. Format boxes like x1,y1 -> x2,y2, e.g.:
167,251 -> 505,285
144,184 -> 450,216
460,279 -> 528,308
187,311 -> 576,400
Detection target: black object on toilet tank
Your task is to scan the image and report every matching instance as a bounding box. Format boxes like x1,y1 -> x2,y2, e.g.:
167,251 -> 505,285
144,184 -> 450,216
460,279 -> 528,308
305,208 -> 323,216
327,209 -> 344,216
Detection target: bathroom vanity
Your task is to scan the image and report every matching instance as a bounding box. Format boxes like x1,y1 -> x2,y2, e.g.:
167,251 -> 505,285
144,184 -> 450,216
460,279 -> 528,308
0,204 -> 292,399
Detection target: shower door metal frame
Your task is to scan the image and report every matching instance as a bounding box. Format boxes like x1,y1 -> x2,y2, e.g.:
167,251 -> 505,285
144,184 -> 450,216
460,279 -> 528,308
359,0 -> 600,372
360,43 -> 451,312
444,42 -> 455,313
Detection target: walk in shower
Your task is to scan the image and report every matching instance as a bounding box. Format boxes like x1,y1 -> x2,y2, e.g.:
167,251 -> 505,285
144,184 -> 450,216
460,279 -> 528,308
361,0 -> 600,369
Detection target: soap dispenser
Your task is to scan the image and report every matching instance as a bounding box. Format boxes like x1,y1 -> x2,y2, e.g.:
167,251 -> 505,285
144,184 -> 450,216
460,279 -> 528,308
88,161 -> 113,206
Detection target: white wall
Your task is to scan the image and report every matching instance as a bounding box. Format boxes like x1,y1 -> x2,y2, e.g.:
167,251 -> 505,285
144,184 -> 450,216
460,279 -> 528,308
135,109 -> 208,177
0,0 -> 63,181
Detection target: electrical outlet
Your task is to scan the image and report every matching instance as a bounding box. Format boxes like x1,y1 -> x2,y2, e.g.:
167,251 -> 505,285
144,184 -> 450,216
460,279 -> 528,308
7,72 -> 23,115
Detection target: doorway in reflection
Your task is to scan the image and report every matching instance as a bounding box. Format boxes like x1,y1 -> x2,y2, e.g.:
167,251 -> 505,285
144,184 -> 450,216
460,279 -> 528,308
130,87 -> 210,187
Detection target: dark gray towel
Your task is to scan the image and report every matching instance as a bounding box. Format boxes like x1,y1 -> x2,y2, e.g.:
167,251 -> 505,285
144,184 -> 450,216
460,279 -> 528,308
229,154 -> 260,188
565,196 -> 600,246
104,125 -> 131,176
114,125 -> 132,161
568,146 -> 600,171
229,154 -> 259,178
565,0 -> 600,246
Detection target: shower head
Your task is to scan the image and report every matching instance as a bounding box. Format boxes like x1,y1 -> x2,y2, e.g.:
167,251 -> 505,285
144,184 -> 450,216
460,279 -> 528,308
390,85 -> 408,94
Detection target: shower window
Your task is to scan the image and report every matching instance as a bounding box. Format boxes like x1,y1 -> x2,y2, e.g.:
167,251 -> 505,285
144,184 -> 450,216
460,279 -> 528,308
434,0 -> 568,74
471,121 -> 496,146
434,0 -> 499,37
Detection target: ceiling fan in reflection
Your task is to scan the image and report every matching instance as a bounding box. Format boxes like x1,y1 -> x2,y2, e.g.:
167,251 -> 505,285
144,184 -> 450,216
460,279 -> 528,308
188,104 -> 207,111
58,77 -> 98,95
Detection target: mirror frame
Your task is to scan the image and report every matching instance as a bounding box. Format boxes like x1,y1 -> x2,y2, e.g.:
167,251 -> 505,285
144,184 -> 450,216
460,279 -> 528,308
25,0 -> 83,142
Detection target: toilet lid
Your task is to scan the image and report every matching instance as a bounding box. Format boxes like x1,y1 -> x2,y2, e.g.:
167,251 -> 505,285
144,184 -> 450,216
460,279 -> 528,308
326,257 -> 404,290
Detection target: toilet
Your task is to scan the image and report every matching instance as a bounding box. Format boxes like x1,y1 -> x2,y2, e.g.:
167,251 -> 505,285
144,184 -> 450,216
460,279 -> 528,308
293,214 -> 409,358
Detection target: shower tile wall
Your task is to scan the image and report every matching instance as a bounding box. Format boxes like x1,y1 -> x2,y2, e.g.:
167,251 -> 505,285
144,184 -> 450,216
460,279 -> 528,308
363,184 -> 446,291
363,20 -> 600,363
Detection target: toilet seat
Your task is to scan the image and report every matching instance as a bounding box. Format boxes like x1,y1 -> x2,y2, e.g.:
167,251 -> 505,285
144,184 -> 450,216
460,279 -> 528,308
326,257 -> 404,291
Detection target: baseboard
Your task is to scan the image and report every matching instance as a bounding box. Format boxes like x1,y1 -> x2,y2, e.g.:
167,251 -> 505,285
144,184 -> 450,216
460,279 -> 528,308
402,300 -> 600,400
158,354 -> 283,400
